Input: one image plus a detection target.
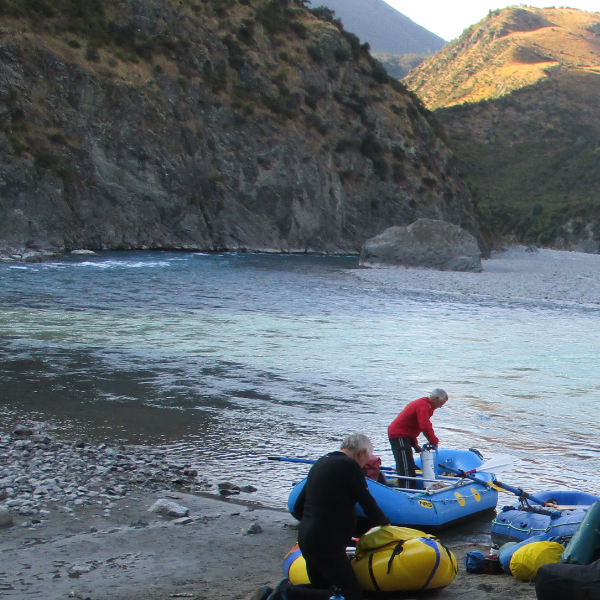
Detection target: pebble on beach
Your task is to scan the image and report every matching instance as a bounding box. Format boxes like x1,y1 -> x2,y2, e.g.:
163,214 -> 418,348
148,499 -> 190,518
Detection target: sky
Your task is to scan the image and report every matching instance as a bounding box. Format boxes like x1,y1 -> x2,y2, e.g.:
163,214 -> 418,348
383,1 -> 600,41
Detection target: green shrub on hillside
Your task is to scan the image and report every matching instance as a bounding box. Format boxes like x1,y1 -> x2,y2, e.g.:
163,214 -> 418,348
371,60 -> 389,84
256,1 -> 306,37
223,35 -> 245,70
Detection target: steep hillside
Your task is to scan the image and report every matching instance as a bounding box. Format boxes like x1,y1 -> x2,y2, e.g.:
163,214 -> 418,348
0,0 -> 481,258
406,6 -> 600,109
405,7 -> 600,250
310,0 -> 446,55
372,53 -> 428,80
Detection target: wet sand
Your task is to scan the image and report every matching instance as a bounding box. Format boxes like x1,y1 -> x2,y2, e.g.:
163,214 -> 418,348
1,491 -> 537,600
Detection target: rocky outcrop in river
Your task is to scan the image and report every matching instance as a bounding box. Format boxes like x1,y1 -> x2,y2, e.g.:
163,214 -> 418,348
0,0 -> 483,258
360,218 -> 482,271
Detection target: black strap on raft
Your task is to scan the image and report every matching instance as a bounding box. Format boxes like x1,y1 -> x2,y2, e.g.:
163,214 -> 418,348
442,543 -> 458,575
386,541 -> 405,574
517,498 -> 559,517
520,506 -> 557,517
368,553 -> 381,592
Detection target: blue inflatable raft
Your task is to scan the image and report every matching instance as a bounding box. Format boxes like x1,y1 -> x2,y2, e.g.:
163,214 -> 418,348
491,490 -> 600,545
288,449 -> 498,531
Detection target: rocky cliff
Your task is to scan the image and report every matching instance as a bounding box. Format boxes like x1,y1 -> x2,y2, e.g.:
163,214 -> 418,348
0,0 -> 482,257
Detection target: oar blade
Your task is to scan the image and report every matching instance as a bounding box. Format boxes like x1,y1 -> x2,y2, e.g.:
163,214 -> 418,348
477,454 -> 514,474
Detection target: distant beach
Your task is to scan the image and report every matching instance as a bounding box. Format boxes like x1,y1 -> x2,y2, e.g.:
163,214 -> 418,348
353,246 -> 600,307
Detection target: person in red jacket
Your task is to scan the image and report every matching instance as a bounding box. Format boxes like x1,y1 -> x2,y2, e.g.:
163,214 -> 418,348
387,389 -> 448,489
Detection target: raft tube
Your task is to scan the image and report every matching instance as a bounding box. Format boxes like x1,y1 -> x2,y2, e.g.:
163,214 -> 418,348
491,490 -> 600,545
561,501 -> 600,565
288,449 -> 498,531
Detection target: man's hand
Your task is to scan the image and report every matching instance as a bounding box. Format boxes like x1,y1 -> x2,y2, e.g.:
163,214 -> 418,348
414,444 -> 422,453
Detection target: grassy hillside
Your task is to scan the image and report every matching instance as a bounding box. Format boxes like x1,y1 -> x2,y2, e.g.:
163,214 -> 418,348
406,6 -> 600,110
405,6 -> 600,249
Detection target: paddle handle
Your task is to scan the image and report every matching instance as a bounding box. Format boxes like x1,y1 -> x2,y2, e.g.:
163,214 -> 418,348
268,456 -> 398,473
440,464 -> 547,505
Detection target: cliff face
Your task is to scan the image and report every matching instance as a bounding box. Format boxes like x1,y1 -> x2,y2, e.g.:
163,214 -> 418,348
0,0 -> 481,257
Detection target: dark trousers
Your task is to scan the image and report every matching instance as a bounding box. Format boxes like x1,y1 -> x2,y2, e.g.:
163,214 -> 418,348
389,436 -> 417,489
286,540 -> 362,600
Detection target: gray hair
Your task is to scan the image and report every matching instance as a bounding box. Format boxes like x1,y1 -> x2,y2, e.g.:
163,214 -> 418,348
341,433 -> 374,455
429,388 -> 448,402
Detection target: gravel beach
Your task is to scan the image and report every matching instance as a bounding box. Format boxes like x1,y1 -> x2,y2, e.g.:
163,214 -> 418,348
353,246 -> 600,307
4,246 -> 597,600
0,421 -> 536,600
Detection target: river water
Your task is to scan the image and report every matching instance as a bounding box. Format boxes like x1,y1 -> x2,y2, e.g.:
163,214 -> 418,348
1,251 -> 600,510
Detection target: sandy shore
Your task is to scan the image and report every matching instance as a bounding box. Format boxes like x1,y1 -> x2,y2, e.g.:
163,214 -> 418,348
0,490 -> 538,600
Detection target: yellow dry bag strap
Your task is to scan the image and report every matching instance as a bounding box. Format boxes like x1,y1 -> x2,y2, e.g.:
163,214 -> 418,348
420,538 -> 442,589
367,553 -> 381,592
367,541 -> 405,592
386,541 -> 405,574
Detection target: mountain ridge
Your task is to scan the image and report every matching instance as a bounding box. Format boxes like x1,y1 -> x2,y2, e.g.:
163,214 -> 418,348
309,0 -> 446,55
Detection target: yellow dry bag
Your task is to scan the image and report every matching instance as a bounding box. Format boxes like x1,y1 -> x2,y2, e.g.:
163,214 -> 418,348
284,526 -> 457,592
352,526 -> 458,592
509,541 -> 565,582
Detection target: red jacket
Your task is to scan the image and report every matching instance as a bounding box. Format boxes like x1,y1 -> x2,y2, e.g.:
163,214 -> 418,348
388,397 -> 439,447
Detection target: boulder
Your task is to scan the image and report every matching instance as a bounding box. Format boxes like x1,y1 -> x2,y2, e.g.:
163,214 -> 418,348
12,424 -> 33,437
359,219 -> 482,272
148,499 -> 190,518
0,505 -> 12,527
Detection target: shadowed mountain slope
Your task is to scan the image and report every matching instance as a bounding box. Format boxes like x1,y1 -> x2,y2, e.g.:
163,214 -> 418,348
311,0 -> 446,55
0,0 -> 482,257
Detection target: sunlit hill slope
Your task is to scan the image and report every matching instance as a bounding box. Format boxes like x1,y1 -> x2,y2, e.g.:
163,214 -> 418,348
405,7 -> 600,250
406,6 -> 600,110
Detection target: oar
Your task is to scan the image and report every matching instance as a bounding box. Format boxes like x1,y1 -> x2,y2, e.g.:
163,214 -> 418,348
466,454 -> 513,474
268,456 -> 399,473
267,456 -> 316,466
441,464 -> 548,505
267,455 -> 513,475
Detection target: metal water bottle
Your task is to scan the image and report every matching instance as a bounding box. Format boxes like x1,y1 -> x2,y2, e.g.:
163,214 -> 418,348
483,544 -> 502,574
420,443 -> 438,481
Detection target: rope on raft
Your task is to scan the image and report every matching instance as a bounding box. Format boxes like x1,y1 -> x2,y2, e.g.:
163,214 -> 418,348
410,485 -> 496,504
490,517 -> 585,536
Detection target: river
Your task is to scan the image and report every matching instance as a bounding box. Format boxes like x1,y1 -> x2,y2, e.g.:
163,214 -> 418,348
1,250 -> 600,509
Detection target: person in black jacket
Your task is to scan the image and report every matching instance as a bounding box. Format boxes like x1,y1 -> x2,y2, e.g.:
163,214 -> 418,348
254,433 -> 390,600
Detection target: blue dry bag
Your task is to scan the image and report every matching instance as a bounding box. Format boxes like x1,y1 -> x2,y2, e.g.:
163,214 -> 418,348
464,551 -> 485,574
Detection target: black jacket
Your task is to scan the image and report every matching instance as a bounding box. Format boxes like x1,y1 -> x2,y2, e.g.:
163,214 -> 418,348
294,451 -> 388,548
